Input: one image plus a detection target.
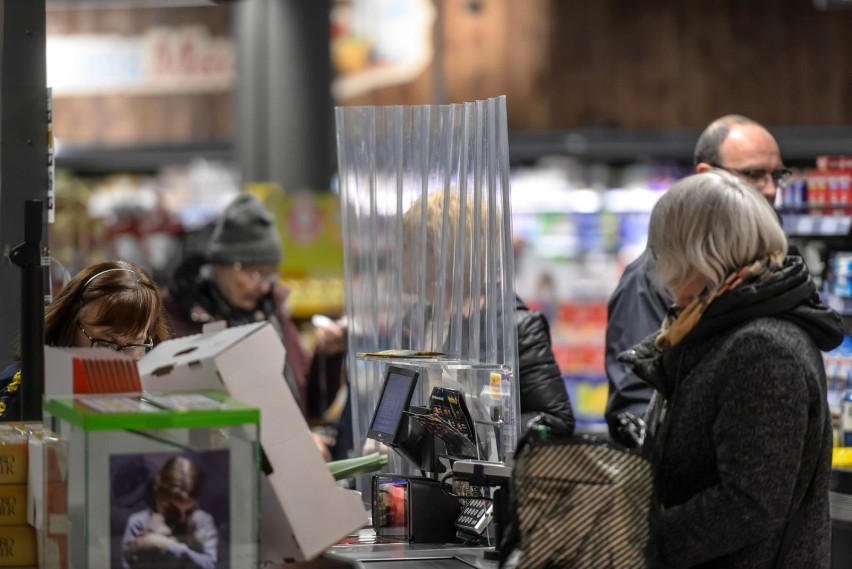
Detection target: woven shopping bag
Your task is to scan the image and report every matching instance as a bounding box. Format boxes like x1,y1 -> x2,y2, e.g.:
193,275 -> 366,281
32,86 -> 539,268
500,428 -> 653,569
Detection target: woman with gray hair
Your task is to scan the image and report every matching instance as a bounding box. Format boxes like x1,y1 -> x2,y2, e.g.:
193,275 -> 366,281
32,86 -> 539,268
619,170 -> 842,568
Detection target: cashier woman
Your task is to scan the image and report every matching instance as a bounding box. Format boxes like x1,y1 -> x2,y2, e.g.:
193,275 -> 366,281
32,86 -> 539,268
0,260 -> 171,421
401,192 -> 576,435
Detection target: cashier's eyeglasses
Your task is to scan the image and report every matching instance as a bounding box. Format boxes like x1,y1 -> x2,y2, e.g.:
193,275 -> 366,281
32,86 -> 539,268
77,321 -> 153,358
709,163 -> 793,189
232,262 -> 279,286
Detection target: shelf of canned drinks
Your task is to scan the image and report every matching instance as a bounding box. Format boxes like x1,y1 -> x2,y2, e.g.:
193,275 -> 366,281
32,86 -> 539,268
778,156 -> 852,237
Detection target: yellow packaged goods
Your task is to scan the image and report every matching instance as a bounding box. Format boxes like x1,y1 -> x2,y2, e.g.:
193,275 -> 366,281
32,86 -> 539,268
0,430 -> 27,485
0,524 -> 37,567
833,447 -> 852,468
0,485 -> 27,526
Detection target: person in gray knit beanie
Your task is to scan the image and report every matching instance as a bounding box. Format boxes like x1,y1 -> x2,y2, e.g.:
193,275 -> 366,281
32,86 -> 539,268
207,193 -> 282,267
162,192 -> 342,461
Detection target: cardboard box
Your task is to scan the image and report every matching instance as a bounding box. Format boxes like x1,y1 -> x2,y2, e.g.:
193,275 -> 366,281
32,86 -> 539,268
0,524 -> 37,566
27,432 -> 68,569
0,485 -> 27,526
0,429 -> 28,485
42,393 -> 256,569
138,322 -> 367,563
44,348 -> 141,397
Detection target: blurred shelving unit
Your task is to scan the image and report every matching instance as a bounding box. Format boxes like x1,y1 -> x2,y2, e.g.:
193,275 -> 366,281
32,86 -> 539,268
54,141 -> 235,175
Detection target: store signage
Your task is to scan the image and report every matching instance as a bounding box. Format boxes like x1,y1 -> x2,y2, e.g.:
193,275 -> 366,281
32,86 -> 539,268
47,26 -> 234,96
331,0 -> 435,101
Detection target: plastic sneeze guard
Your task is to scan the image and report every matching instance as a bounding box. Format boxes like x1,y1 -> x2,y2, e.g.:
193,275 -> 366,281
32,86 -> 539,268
336,95 -> 521,473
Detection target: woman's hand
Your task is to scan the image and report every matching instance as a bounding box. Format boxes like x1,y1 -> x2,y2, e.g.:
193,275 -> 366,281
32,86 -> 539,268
313,316 -> 348,356
312,431 -> 335,461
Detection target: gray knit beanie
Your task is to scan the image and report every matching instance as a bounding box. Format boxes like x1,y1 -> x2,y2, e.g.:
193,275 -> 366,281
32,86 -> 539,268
207,193 -> 283,266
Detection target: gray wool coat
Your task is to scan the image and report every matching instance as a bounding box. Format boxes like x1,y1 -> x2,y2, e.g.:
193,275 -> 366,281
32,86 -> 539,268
619,257 -> 843,569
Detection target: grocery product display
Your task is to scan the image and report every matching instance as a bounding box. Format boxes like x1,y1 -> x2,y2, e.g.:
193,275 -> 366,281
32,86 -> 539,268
511,160 -> 689,426
777,156 -> 852,456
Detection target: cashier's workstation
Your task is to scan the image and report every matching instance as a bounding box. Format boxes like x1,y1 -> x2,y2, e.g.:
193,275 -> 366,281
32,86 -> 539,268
3,96 -> 521,568
304,95 -> 522,568
284,361 -> 515,569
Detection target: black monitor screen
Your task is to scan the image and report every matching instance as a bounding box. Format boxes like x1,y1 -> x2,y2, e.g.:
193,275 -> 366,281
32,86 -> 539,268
367,366 -> 419,445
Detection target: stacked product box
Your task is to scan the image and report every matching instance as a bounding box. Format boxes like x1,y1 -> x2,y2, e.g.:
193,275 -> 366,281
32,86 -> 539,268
42,391 -> 260,569
28,427 -> 69,569
0,425 -> 37,568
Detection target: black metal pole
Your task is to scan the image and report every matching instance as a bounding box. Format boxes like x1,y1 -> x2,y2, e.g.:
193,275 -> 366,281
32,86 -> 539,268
9,200 -> 45,422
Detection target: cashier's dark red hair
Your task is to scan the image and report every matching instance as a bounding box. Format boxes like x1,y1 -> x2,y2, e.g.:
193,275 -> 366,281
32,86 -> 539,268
44,260 -> 170,348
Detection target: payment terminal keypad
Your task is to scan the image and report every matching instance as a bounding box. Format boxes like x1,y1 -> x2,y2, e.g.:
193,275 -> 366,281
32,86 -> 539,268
455,498 -> 493,536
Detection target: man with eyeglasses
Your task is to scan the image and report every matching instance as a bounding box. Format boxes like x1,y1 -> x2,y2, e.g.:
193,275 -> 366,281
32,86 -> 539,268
693,115 -> 792,204
604,115 -> 796,446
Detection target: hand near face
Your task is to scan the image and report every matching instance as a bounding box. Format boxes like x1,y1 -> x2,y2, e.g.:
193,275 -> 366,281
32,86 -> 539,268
128,531 -> 179,553
146,512 -> 172,536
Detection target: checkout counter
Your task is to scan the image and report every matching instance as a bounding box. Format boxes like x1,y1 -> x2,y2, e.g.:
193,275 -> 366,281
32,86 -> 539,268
291,538 -> 499,568
294,365 -> 514,568
292,467 -> 510,569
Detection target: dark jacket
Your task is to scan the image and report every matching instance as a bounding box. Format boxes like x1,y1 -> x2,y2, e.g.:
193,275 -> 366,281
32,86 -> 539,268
619,256 -> 842,569
606,244 -> 804,445
604,249 -> 667,442
515,296 -> 576,436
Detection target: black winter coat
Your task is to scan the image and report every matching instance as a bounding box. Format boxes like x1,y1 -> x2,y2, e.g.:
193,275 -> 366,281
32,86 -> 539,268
515,296 -> 576,436
620,256 -> 842,569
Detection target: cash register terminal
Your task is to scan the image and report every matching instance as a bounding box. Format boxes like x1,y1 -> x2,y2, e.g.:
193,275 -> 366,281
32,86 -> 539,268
366,366 -> 420,445
365,366 -> 508,545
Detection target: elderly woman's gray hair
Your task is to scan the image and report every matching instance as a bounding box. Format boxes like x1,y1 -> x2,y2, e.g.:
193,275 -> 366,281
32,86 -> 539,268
647,170 -> 787,295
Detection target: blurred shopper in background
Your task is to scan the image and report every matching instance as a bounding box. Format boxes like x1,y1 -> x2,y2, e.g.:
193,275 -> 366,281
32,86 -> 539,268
605,115 -> 793,444
620,170 -> 840,568
0,260 -> 170,421
162,193 -> 344,459
402,192 -> 576,435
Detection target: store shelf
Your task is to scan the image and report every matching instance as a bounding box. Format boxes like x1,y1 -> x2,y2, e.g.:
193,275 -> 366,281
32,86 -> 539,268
781,213 -> 852,238
57,127 -> 852,174
508,125 -> 852,164
55,140 -> 235,174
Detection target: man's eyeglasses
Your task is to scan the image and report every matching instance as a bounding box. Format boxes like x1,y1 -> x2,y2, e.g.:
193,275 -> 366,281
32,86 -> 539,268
232,262 -> 278,286
77,321 -> 153,358
710,163 -> 793,189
